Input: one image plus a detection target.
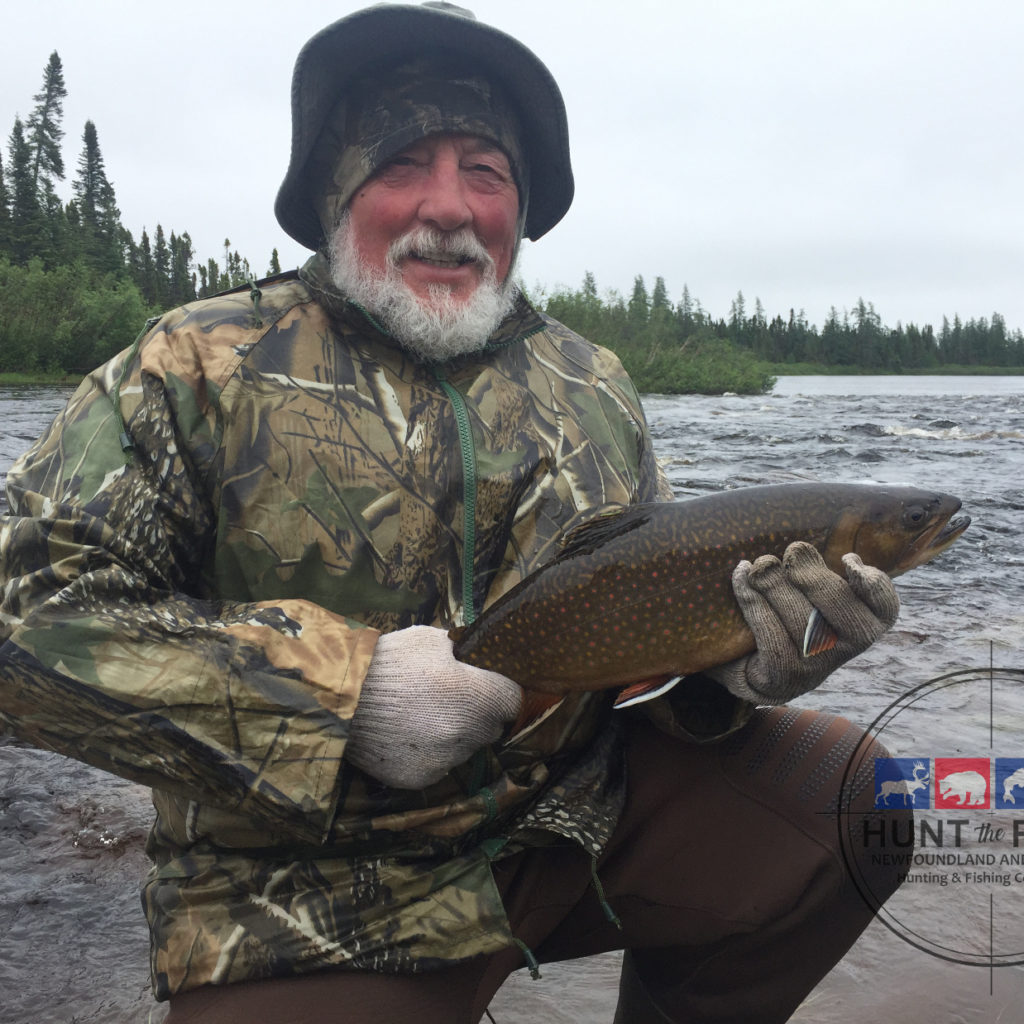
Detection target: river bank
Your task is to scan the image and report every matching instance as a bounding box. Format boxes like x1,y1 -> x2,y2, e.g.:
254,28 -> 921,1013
3,363 -> 1023,390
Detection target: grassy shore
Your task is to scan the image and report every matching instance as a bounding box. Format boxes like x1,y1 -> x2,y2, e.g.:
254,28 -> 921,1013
763,362 -> 1024,376
0,372 -> 84,386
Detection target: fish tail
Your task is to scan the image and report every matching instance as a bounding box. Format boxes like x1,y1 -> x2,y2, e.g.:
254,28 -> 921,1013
613,675 -> 683,709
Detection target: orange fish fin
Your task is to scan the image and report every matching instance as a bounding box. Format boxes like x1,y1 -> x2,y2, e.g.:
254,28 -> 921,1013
613,675 -> 683,709
504,691 -> 565,744
802,609 -> 838,657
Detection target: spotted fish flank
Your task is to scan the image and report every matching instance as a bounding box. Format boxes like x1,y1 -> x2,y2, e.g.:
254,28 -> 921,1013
451,482 -> 969,718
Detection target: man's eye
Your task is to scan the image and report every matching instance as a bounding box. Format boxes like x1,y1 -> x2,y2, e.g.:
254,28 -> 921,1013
466,162 -> 505,177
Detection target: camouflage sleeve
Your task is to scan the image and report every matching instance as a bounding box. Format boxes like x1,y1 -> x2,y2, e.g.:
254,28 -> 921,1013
0,341 -> 378,845
586,340 -> 674,504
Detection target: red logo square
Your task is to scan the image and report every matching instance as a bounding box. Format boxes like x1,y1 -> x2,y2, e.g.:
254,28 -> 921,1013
934,758 -> 990,809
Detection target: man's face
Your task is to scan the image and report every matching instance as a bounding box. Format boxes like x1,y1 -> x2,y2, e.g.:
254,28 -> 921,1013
344,133 -> 520,308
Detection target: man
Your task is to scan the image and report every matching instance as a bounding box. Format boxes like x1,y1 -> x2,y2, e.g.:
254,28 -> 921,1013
0,4 -> 903,1021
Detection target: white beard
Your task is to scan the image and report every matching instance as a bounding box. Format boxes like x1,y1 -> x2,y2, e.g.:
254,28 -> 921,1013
327,214 -> 518,362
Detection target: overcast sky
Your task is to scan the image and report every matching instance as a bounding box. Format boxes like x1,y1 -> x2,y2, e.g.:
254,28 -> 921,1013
3,0 -> 1022,333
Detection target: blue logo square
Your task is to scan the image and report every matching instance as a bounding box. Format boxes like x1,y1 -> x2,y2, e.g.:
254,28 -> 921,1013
875,757 -> 931,809
995,758 -> 1024,809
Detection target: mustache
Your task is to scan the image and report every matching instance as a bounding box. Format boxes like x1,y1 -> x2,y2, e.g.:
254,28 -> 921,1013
387,227 -> 496,272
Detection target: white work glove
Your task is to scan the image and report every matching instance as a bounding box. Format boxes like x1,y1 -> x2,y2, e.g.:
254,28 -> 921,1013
345,625 -> 522,789
708,541 -> 899,705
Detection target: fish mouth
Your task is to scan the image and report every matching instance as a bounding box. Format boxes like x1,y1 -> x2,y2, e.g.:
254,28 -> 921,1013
897,501 -> 971,572
934,511 -> 971,549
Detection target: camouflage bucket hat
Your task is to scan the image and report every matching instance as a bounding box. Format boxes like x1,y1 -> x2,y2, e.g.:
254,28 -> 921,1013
275,1 -> 574,251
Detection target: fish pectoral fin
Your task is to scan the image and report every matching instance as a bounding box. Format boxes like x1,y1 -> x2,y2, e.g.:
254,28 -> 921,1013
802,608 -> 838,657
504,691 -> 565,745
613,675 -> 684,710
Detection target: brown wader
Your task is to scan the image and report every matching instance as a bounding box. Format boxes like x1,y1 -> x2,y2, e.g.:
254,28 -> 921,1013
167,707 -> 902,1023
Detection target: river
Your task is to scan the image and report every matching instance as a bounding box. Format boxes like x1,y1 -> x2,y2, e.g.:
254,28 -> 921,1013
1,376 -> 1022,1023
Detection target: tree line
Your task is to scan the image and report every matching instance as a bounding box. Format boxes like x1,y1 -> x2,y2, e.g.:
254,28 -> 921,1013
0,52 -> 279,374
542,273 -> 1024,392
1,53 -> 1020,391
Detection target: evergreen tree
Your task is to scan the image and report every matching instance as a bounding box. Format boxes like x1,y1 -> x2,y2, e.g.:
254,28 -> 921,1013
579,270 -> 602,338
221,238 -> 251,288
268,248 -> 281,275
728,290 -> 747,346
71,120 -> 121,272
677,284 -> 694,336
0,151 -> 10,252
648,276 -> 674,346
153,224 -> 171,305
27,51 -> 67,192
168,230 -> 196,306
650,276 -> 669,313
136,228 -> 158,304
6,118 -> 44,264
626,275 -> 649,338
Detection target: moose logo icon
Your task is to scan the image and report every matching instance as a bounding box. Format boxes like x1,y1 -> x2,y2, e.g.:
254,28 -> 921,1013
934,757 -> 990,809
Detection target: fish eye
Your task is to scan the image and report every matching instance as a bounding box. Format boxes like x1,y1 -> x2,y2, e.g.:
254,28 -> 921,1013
903,505 -> 927,527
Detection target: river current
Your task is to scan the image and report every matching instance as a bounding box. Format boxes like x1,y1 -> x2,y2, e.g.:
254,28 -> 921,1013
1,376 -> 1022,1023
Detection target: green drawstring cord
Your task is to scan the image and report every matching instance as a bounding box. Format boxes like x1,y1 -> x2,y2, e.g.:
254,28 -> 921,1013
513,937 -> 542,980
591,856 -> 623,930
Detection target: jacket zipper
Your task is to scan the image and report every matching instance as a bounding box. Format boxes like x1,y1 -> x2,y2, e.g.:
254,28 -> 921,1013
348,301 -> 482,625
432,366 -> 478,626
432,365 -> 492,807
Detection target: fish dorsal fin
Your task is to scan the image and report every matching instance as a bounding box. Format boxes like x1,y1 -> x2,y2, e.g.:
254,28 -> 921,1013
559,504 -> 650,559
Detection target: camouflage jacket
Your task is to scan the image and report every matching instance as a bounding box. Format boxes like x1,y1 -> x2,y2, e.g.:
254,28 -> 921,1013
0,253 -> 694,997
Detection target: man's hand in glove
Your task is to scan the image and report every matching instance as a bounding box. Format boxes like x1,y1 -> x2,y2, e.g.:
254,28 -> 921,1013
709,541 -> 900,705
344,625 -> 522,790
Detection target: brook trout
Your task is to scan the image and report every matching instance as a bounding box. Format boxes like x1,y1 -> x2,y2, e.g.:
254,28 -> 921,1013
450,483 -> 969,714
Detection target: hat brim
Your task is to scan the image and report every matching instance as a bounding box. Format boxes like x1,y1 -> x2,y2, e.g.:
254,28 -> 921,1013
275,3 -> 574,251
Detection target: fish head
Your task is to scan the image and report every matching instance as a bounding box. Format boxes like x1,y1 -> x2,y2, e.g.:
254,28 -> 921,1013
837,487 -> 970,577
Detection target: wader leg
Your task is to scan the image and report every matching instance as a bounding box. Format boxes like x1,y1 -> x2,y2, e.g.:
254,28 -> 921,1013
613,949 -> 676,1023
536,708 -> 907,1023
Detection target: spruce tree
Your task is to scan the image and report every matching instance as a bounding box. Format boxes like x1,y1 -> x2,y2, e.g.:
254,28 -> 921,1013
626,275 -> 649,337
71,120 -> 121,272
27,51 -> 68,192
136,228 -> 158,304
153,224 -> 170,305
168,230 -> 196,305
6,118 -> 44,263
0,151 -> 10,254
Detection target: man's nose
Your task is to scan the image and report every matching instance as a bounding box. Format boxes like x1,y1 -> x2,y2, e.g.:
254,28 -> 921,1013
416,160 -> 473,231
